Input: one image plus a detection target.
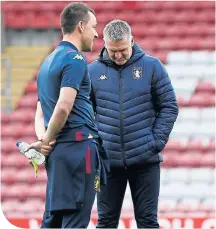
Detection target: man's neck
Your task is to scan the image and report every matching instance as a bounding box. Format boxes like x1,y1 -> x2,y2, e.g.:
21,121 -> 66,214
62,34 -> 82,52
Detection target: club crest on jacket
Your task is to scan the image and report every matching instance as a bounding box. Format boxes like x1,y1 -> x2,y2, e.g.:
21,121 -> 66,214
133,67 -> 142,79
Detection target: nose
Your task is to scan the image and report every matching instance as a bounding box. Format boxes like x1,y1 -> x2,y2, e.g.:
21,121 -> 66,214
94,31 -> 98,39
115,52 -> 122,60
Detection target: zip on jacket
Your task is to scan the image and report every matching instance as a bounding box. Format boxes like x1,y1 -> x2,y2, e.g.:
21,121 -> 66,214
119,69 -> 127,168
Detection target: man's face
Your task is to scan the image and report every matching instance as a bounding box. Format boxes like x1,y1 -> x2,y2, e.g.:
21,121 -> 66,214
105,38 -> 134,65
81,12 -> 98,52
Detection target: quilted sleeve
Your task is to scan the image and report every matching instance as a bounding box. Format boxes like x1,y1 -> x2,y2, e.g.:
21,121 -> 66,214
151,58 -> 179,151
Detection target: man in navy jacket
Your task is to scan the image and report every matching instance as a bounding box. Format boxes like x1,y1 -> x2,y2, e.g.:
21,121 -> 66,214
88,20 -> 179,228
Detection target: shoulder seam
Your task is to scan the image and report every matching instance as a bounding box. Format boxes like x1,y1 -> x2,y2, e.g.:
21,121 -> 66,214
88,60 -> 99,65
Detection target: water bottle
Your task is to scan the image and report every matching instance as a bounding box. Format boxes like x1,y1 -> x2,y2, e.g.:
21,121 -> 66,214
16,141 -> 45,165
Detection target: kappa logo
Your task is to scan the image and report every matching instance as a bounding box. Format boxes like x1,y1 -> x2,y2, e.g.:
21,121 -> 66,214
133,67 -> 142,79
73,54 -> 84,60
88,133 -> 93,139
98,74 -> 107,80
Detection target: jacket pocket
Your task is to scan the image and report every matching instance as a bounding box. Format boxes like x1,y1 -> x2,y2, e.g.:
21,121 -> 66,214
155,139 -> 166,151
152,133 -> 166,152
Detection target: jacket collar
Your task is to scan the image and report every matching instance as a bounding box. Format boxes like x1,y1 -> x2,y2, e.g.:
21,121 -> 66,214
98,42 -> 145,69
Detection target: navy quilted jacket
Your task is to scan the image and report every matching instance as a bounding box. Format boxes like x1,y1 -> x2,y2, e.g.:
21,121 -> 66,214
88,43 -> 178,168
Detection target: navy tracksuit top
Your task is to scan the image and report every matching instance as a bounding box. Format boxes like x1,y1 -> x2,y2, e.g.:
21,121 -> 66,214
88,43 -> 179,168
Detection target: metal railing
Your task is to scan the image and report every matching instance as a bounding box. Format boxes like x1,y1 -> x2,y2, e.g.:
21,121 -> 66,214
1,57 -> 12,113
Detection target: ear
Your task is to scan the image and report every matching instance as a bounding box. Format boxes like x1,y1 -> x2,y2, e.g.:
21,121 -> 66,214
103,38 -> 106,47
131,36 -> 134,46
78,21 -> 85,33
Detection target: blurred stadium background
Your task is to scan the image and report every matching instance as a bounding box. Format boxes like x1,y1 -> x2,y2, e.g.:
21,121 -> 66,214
1,1 -> 215,229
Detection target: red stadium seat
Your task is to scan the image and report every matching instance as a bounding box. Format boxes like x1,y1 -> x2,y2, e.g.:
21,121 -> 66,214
4,185 -> 27,201
197,37 -> 215,50
35,168 -> 47,183
195,81 -> 215,94
157,38 -> 180,51
19,124 -> 35,138
188,24 -> 204,37
177,96 -> 190,107
1,124 -> 23,139
207,140 -> 215,152
37,2 -> 56,11
190,24 -> 215,37
1,199 -> 21,212
1,139 -> 17,154
48,13 -> 61,28
164,140 -> 187,152
156,11 -> 177,23
49,2 -> 67,12
9,2 -> 40,12
142,24 -> 167,37
29,12 -> 53,29
201,152 -> 215,167
186,140 -> 203,152
25,81 -> 37,94
177,152 -> 203,167
18,94 -> 37,109
132,25 -> 147,37
1,112 -> 10,124
87,1 -> 120,12
162,1 -> 201,10
139,37 -> 159,52
92,39 -> 104,52
97,13 -> 114,24
9,109 -> 35,124
157,1 -> 178,10
197,2 -> 215,10
2,2 -> 14,11
121,1 -> 137,9
162,151 -> 180,167
196,10 -> 215,23
152,51 -> 168,64
165,25 -> 183,37
117,11 -> 136,23
3,154 -> 28,169
28,184 -> 46,200
4,12 -> 29,29
1,168 -> 17,185
17,168 -> 37,183
189,93 -> 215,107
135,12 -> 157,24
174,11 -> 197,23
177,38 -> 200,50
18,201 -> 37,214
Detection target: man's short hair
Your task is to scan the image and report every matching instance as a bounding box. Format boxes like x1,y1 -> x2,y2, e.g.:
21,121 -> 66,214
103,19 -> 132,42
60,2 -> 95,34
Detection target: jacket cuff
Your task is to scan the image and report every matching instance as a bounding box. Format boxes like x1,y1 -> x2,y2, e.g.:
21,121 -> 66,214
153,133 -> 166,151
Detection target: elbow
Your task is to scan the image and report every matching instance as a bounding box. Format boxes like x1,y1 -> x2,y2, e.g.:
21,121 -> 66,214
169,92 -> 179,118
35,112 -> 44,121
176,103 -> 179,115
174,107 -> 179,122
175,97 -> 179,116
56,101 -> 72,117
172,102 -> 179,122
171,99 -> 179,117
